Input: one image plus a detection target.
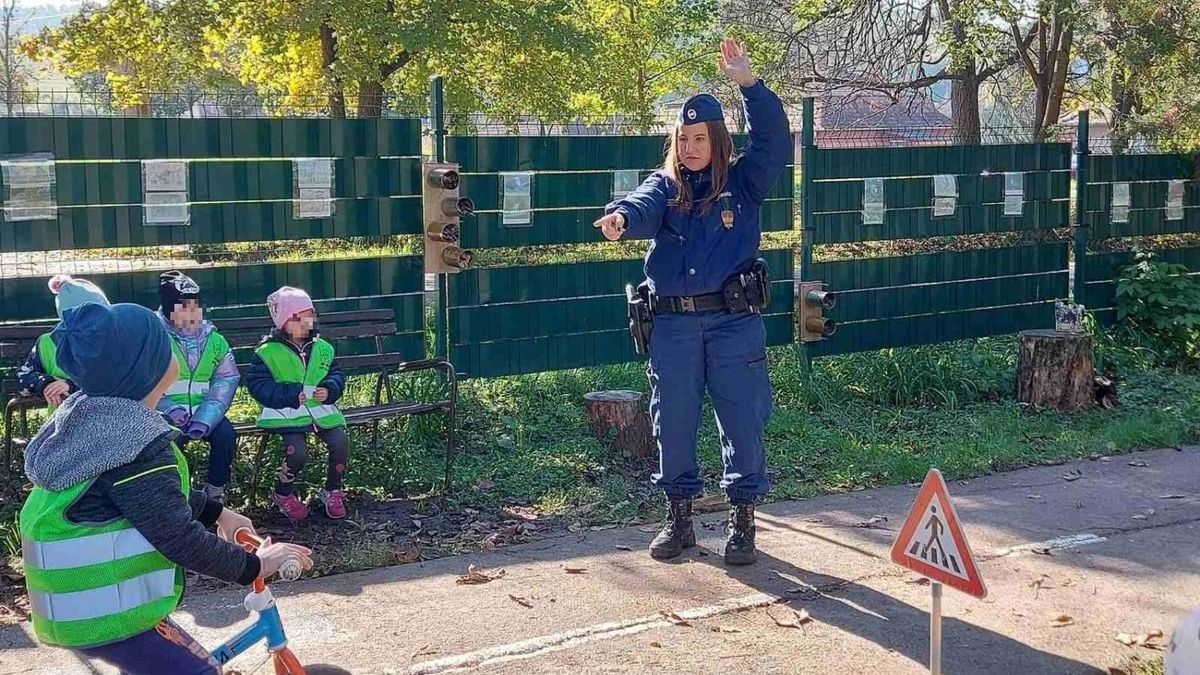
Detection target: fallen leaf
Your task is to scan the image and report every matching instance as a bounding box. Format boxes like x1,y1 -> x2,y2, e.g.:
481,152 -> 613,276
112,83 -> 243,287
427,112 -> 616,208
766,606 -> 813,629
1049,614 -> 1075,628
1158,494 -> 1187,500
1062,469 -> 1084,481
710,626 -> 742,634
1128,460 -> 1149,468
1027,494 -> 1043,500
508,594 -> 533,608
694,494 -> 727,512
649,642 -> 662,648
1031,547 -> 1053,556
904,577 -> 931,585
410,644 -> 438,660
1061,578 -> 1075,587
563,566 -> 588,574
589,524 -> 619,531
614,545 -> 634,551
854,515 -> 888,528
803,517 -> 823,523
1115,630 -> 1164,649
567,522 -> 586,533
456,564 -> 505,585
660,611 -> 691,627
1030,575 -> 1053,597
1107,668 -> 1129,675
1098,456 -> 1112,462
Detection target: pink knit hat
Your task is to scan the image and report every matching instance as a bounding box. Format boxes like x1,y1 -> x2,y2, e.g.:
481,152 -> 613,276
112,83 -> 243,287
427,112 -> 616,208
267,286 -> 315,330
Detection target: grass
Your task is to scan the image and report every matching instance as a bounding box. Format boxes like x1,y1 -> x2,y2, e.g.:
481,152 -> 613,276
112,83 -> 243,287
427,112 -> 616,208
4,329 -> 1200,585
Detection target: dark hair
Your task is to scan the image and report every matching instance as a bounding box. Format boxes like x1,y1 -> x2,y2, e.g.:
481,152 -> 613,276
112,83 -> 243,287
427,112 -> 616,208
662,118 -> 734,213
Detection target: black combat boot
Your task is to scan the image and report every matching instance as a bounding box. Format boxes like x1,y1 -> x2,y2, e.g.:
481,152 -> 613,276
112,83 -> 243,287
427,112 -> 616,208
649,497 -> 696,560
724,503 -> 757,565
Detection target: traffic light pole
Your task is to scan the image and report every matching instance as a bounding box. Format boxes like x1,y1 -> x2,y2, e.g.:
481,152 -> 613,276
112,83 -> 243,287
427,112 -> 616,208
431,75 -> 448,361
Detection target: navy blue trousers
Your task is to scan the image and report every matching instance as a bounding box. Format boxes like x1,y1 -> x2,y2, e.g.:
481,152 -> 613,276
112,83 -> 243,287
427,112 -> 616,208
647,309 -> 772,504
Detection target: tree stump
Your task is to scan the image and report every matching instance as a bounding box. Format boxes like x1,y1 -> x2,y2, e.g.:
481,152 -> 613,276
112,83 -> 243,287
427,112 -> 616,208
583,390 -> 655,460
1016,329 -> 1096,411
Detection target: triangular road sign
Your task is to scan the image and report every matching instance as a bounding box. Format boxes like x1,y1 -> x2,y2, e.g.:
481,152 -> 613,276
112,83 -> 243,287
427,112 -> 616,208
890,469 -> 987,598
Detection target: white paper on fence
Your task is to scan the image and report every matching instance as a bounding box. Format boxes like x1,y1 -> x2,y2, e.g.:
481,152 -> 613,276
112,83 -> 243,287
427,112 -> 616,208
862,177 -> 885,224
1004,171 -> 1024,196
2,158 -> 55,188
1112,205 -> 1130,224
501,171 -> 533,225
1004,194 -> 1023,216
1112,182 -> 1131,207
295,158 -> 334,189
612,169 -> 640,198
143,191 -> 190,225
142,160 -> 188,193
933,174 -> 957,198
1167,179 -> 1185,221
933,196 -> 956,217
296,188 -> 333,218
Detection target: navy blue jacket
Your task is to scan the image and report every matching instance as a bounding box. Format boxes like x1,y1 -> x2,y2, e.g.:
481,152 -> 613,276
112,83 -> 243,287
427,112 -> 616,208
16,338 -> 78,398
605,81 -> 792,297
244,331 -> 346,432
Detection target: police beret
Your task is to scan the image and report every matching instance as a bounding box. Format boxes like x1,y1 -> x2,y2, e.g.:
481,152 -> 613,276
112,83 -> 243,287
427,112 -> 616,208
678,93 -> 724,124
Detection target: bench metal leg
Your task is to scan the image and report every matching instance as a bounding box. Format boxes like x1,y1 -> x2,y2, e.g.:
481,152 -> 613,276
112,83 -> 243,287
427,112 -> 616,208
249,435 -> 270,507
3,398 -> 17,471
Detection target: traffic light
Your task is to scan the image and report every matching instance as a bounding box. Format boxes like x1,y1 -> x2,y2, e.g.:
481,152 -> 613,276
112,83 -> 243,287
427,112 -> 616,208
423,161 -> 475,274
799,281 -> 836,342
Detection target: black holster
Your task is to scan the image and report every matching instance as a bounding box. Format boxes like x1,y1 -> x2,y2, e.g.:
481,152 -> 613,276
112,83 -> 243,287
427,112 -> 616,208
626,282 -> 654,355
721,258 -> 771,314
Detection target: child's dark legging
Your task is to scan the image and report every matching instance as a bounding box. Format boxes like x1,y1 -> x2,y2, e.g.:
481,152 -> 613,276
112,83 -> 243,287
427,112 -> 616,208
273,426 -> 350,495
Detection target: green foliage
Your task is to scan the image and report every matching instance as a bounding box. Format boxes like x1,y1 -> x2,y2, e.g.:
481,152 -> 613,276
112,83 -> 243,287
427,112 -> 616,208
1115,249 -> 1200,361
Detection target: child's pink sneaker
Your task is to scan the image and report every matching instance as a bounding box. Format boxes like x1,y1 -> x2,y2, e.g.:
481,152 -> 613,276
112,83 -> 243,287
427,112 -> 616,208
317,489 -> 347,519
273,492 -> 309,521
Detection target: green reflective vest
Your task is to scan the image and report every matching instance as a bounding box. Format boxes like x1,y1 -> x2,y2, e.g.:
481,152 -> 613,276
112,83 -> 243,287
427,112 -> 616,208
255,339 -> 346,430
36,333 -> 70,414
20,445 -> 189,648
162,332 -> 230,414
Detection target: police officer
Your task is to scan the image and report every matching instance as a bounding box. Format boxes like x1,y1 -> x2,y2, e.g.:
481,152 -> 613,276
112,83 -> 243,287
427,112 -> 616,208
593,38 -> 792,565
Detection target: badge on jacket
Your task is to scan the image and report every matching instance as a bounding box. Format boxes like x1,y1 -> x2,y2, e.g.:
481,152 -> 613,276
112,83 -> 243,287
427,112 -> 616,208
719,192 -> 734,229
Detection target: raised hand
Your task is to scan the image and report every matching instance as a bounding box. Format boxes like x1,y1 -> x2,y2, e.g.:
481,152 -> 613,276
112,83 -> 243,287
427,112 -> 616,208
719,37 -> 756,88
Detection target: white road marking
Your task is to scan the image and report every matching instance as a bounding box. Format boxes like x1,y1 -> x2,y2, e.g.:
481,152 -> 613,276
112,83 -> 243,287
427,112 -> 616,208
405,592 -> 779,674
995,533 -> 1107,557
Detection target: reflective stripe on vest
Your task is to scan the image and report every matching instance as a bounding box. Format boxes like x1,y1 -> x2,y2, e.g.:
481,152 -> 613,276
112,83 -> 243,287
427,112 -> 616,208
255,339 -> 346,430
19,444 -> 190,648
164,332 -> 229,413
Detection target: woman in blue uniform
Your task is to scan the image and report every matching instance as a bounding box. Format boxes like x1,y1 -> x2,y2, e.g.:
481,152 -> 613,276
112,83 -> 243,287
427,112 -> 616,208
594,38 -> 791,565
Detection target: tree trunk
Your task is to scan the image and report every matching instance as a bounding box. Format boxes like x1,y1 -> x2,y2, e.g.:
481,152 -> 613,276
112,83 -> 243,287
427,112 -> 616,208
319,20 -> 346,118
583,390 -> 655,460
357,80 -> 385,117
1016,330 -> 1096,411
950,72 -> 982,144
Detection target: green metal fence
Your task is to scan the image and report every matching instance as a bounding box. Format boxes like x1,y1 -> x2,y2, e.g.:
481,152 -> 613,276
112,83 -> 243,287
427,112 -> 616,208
1077,147 -> 1200,325
443,133 -> 796,378
0,116 -> 428,371
7,101 -> 1192,381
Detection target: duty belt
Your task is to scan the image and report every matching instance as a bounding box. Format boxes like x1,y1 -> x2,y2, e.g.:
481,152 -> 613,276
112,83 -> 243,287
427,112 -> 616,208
652,292 -> 728,314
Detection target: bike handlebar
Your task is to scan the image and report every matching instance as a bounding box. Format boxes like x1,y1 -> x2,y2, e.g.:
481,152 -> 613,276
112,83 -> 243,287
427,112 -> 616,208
233,528 -> 303,582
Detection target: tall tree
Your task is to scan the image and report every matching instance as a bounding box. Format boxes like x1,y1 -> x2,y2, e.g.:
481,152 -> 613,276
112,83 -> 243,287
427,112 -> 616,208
0,0 -> 30,115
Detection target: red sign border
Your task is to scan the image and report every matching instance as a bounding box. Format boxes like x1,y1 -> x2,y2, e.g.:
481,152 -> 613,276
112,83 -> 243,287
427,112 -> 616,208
889,469 -> 987,599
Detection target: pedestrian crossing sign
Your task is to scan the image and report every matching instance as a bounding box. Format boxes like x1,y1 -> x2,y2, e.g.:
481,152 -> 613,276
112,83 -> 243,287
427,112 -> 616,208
890,469 -> 987,598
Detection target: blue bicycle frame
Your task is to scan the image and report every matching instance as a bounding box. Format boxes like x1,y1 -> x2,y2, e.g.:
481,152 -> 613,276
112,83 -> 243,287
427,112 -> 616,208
209,584 -> 291,664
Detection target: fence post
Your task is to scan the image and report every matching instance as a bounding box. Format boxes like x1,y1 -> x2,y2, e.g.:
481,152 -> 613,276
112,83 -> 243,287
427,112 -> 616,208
430,75 -> 449,361
1073,110 -> 1089,306
797,98 -> 816,367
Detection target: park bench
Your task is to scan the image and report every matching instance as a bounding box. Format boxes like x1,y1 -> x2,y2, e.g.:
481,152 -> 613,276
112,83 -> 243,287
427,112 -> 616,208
0,309 -> 458,496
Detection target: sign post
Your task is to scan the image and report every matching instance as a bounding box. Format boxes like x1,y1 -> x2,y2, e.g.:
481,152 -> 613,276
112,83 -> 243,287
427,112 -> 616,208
890,469 -> 985,674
